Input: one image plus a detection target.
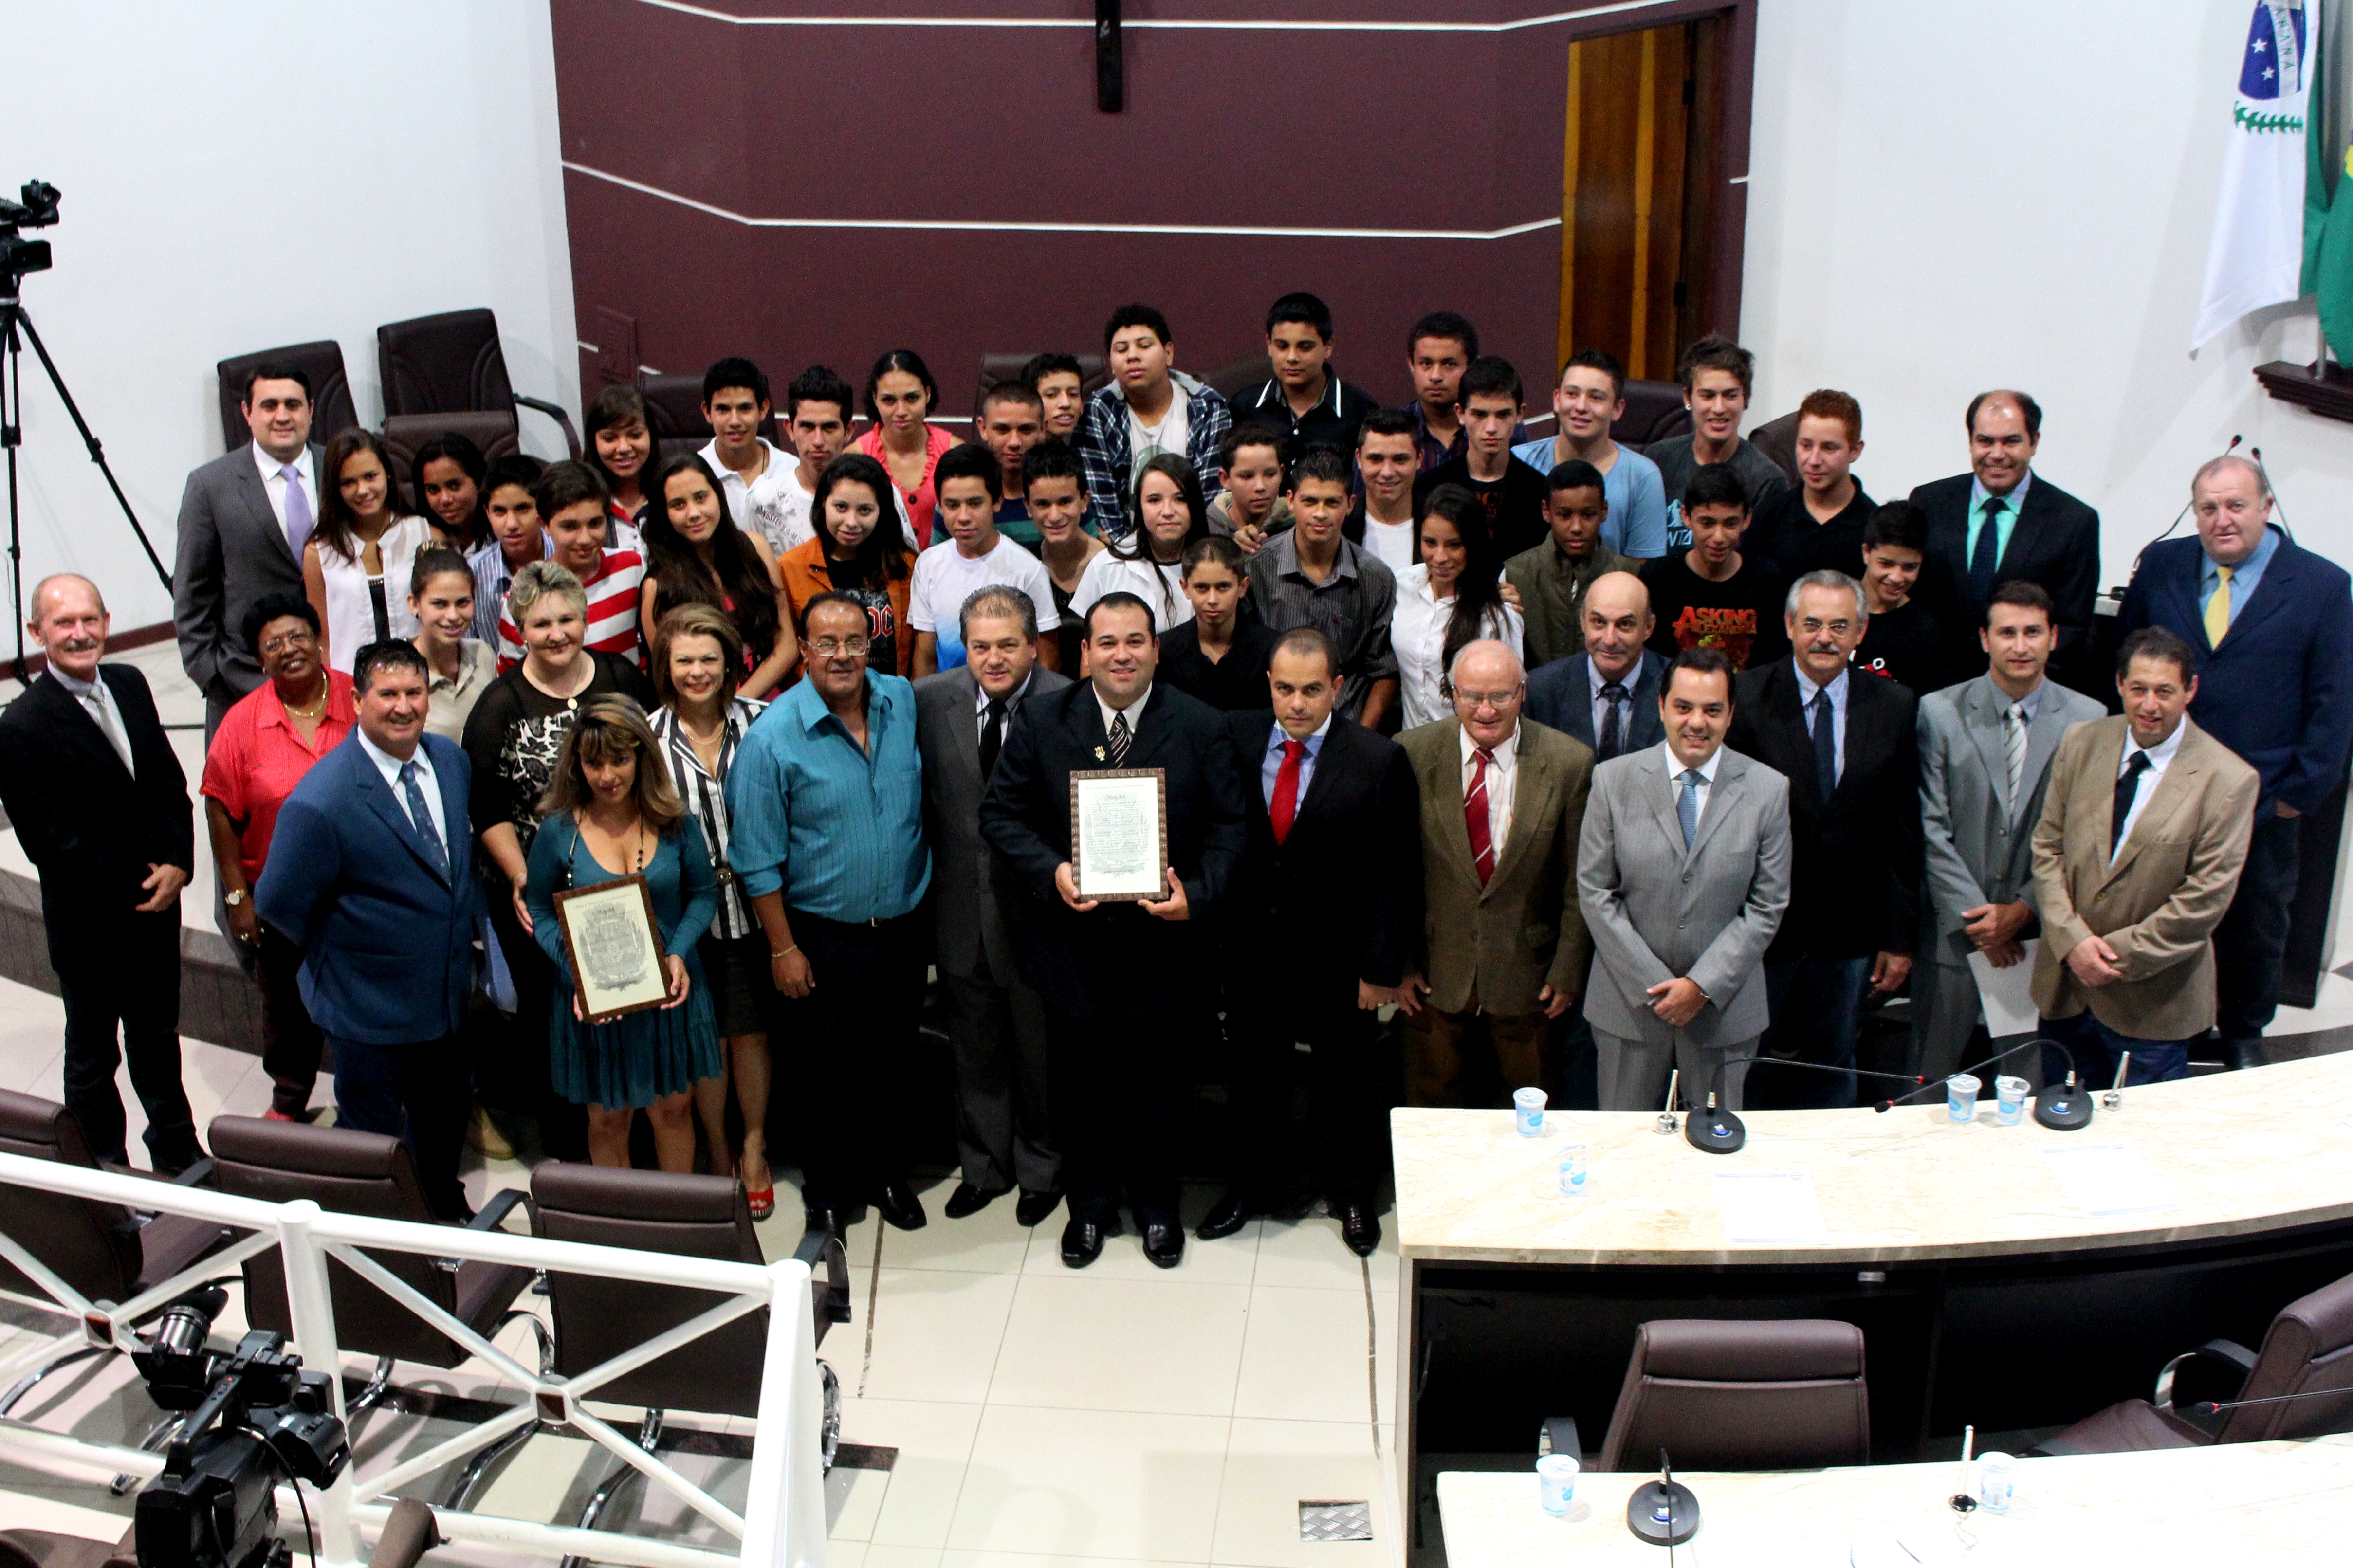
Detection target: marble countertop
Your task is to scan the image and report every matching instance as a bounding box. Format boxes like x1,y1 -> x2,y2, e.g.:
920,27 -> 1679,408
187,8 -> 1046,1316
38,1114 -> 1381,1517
1438,1434 -> 2353,1566
1394,1052 -> 2353,1265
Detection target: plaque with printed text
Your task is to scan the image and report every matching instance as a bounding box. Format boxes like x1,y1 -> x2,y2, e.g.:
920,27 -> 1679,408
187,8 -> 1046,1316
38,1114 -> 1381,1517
1070,768 -> 1169,902
554,873 -> 669,1023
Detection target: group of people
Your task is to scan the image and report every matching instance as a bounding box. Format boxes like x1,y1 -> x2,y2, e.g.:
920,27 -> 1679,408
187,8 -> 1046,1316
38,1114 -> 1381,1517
1,292 -> 2344,1274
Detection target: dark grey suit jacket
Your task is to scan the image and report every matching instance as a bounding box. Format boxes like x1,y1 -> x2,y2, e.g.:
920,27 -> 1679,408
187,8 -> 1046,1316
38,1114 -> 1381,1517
1526,650 -> 1669,759
915,663 -> 1071,982
173,442 -> 318,707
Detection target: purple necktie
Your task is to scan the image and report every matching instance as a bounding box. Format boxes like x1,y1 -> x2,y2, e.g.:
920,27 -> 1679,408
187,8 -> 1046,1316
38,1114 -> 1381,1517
280,463 -> 314,555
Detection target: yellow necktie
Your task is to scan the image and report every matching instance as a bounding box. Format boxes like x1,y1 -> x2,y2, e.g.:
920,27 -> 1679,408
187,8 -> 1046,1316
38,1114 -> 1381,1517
2205,565 -> 2233,648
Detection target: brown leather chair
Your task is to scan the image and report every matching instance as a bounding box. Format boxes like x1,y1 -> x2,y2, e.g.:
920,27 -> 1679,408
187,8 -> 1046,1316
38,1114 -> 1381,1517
1611,379 -> 1692,451
2034,1269 -> 2353,1454
1747,409 -> 1802,484
382,410 -> 524,494
1595,1318 -> 1869,1472
216,341 -> 360,453
973,354 -> 1110,419
206,1115 -> 535,1419
0,1089 -> 235,1416
376,308 -> 581,457
0,1525 -> 133,1568
1205,354 -> 1273,406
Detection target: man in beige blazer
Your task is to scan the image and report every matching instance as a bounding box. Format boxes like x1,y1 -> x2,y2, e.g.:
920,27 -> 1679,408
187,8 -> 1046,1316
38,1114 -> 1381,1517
1396,639 -> 1594,1105
2031,626 -> 2257,1085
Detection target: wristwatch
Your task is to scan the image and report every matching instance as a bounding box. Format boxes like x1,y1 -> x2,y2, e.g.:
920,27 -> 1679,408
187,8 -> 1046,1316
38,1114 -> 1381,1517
224,889 -> 247,907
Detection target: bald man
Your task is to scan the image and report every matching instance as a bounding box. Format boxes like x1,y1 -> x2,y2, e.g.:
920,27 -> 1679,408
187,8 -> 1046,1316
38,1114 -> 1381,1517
1526,569 -> 1670,761
0,575 -> 202,1170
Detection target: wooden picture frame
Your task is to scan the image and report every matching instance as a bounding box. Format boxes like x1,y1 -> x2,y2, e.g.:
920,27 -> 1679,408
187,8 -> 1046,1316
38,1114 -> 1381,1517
553,873 -> 670,1024
1070,767 -> 1169,903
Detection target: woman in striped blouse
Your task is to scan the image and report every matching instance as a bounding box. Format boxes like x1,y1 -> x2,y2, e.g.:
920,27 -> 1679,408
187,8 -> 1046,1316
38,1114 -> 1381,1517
647,603 -> 778,1217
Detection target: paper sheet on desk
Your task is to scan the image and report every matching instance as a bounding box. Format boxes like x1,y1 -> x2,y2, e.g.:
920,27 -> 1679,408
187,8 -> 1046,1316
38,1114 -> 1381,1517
1967,939 -> 2040,1037
1713,1171 -> 1829,1242
2040,1140 -> 2178,1217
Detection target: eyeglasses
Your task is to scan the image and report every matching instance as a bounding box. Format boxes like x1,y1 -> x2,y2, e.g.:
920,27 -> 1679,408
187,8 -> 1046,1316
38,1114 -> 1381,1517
259,629 -> 317,655
1445,684 -> 1524,711
1796,618 -> 1857,638
810,636 -> 871,658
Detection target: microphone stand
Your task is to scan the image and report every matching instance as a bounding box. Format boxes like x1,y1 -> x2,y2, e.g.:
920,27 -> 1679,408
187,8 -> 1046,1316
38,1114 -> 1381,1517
1684,1058 -> 1926,1155
1873,1037 -> 2095,1131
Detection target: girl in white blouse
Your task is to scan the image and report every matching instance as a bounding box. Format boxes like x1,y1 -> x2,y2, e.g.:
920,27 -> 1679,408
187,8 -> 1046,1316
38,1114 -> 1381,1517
1070,452 -> 1210,635
305,428 -> 443,674
1394,482 -> 1525,728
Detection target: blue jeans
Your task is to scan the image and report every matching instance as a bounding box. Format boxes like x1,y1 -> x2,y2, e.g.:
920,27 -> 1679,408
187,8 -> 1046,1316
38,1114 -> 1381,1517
2035,1010 -> 2192,1088
1756,955 -> 1874,1109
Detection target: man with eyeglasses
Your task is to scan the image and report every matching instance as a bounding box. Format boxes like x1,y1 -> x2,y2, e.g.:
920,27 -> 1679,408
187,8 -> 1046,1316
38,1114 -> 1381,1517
1727,570 -> 1921,1108
1394,639 -> 1594,1107
728,592 -> 934,1238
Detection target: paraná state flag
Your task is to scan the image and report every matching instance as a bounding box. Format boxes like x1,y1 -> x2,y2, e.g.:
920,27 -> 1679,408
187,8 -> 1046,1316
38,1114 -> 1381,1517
2193,1 -> 2317,349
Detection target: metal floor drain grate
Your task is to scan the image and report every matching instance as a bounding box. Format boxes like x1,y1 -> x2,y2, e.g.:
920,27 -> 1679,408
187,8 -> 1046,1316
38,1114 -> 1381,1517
1298,1500 -> 1374,1541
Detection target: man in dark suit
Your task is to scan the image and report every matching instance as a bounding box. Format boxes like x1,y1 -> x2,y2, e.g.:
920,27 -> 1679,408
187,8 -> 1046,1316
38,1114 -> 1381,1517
1910,390 -> 2100,685
2114,455 -> 2353,1069
174,364 -> 323,737
1728,570 -> 1921,1107
0,575 -> 201,1171
257,640 -> 481,1218
1195,627 -> 1419,1256
1526,569 -> 1669,760
915,585 -> 1070,1227
980,590 -> 1247,1270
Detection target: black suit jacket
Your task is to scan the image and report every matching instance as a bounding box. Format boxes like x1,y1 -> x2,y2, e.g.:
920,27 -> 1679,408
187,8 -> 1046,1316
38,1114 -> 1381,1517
1910,471 -> 2100,678
1727,659 -> 1921,960
1226,711 -> 1420,1000
1525,650 -> 1670,759
978,679 -> 1247,1016
0,666 -> 194,959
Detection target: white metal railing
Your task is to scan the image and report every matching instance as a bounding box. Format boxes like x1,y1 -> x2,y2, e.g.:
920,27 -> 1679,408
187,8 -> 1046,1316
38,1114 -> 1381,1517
0,1151 -> 826,1568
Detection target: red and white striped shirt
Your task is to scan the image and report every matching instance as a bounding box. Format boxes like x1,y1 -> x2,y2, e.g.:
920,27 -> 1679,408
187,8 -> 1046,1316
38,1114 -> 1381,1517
496,548 -> 646,670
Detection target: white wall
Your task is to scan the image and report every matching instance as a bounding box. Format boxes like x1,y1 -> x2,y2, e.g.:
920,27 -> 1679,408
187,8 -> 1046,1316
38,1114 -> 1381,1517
0,1 -> 574,636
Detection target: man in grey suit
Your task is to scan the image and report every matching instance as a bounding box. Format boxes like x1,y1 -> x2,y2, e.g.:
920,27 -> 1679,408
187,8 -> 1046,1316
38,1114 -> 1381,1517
1579,646 -> 1792,1111
915,584 -> 1066,1226
1914,580 -> 2104,1079
1526,569 -> 1669,761
173,363 -> 322,736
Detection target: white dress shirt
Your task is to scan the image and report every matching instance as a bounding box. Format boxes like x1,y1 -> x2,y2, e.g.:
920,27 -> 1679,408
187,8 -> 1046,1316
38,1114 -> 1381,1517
2111,718 -> 2186,862
974,670 -> 1037,742
1394,563 -> 1525,729
50,666 -> 135,774
253,442 -> 318,549
1096,682 -> 1152,748
1459,722 -> 1521,848
1659,739 -> 1725,833
357,728 -> 448,852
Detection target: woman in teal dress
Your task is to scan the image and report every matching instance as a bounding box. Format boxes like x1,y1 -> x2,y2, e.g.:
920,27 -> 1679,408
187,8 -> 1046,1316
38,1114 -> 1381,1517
526,695 -> 723,1170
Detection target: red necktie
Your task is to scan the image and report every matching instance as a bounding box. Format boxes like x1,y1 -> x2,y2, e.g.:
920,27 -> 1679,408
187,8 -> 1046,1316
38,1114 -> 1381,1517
1270,739 -> 1307,844
1466,746 -> 1497,884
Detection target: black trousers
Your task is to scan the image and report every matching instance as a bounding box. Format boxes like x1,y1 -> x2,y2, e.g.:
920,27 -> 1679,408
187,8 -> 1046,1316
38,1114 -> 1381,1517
255,924 -> 324,1117
486,887 -> 584,1160
328,1030 -> 470,1219
1047,988 -> 1188,1229
55,908 -> 199,1169
1228,977 -> 1381,1204
2215,811 -> 2301,1058
782,910 -> 924,1210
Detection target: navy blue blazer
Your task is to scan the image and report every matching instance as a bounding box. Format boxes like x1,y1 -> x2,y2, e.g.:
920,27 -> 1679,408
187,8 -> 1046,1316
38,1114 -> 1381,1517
1525,650 -> 1669,758
2115,529 -> 2353,815
256,731 -> 482,1045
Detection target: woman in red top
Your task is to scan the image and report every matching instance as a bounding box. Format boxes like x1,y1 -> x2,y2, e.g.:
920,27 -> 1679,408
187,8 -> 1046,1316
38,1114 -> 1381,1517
855,349 -> 960,548
199,592 -> 358,1120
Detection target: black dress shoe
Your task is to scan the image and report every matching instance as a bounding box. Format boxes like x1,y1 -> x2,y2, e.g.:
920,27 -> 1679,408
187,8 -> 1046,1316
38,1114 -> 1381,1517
803,1205 -> 842,1238
1015,1189 -> 1063,1227
943,1183 -> 1000,1220
1060,1219 -> 1105,1268
1142,1222 -> 1184,1269
1194,1191 -> 1258,1241
1338,1200 -> 1381,1258
875,1181 -> 929,1231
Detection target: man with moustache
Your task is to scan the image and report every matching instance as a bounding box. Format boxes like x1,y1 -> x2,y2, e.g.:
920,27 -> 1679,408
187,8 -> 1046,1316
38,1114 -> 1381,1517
1526,570 -> 1670,761
1505,459 -> 1639,670
980,592 -> 1247,1269
915,586 -> 1069,1225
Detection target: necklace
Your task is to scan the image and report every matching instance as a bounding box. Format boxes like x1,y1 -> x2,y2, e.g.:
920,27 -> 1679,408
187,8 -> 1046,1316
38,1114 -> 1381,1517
281,684 -> 328,722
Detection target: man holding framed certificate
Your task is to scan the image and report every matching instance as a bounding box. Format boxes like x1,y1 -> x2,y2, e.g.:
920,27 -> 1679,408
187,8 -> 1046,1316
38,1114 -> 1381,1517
979,590 -> 1247,1271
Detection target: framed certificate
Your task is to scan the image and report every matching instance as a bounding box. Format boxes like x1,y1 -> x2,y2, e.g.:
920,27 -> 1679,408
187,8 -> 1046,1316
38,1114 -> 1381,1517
1070,768 -> 1169,902
553,874 -> 670,1024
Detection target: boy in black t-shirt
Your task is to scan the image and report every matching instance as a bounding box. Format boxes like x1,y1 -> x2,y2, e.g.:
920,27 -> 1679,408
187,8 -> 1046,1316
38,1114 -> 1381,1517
1850,500 -> 1946,694
1642,464 -> 1788,671
1413,355 -> 1549,558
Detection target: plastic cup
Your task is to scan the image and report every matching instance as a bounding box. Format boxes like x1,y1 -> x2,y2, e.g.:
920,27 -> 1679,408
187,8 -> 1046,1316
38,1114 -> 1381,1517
1513,1087 -> 1547,1137
1537,1452 -> 1579,1514
1946,1073 -> 1981,1123
1556,1142 -> 1589,1197
1995,1075 -> 2029,1126
1977,1452 -> 2016,1513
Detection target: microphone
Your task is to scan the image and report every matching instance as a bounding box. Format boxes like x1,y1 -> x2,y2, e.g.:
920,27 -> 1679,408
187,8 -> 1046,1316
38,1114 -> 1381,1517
2127,434 -> 2241,586
1625,1448 -> 1701,1547
1684,1058 -> 1926,1155
2248,444 -> 2295,540
1872,1037 -> 2095,1130
2193,1384 -> 2353,1416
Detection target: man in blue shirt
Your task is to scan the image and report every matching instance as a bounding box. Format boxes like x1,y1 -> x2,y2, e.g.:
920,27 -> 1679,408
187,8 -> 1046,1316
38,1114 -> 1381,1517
2114,455 -> 2353,1069
1511,348 -> 1669,561
730,591 -> 933,1236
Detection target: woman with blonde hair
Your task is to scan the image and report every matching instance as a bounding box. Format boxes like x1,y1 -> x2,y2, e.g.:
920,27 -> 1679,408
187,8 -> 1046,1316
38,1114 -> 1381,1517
525,695 -> 723,1170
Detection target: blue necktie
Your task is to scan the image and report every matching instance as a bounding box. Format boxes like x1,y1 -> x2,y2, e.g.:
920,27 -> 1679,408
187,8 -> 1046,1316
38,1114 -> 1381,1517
1810,689 -> 1838,804
1967,495 -> 2006,605
399,760 -> 451,880
1677,768 -> 1702,849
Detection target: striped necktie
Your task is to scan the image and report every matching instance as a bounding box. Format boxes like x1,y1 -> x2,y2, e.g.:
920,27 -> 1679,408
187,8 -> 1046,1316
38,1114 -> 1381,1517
2003,702 -> 2027,813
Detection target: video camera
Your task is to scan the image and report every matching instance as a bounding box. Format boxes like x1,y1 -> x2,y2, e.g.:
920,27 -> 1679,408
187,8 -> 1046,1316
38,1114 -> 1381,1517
0,179 -> 59,290
128,1288 -> 351,1568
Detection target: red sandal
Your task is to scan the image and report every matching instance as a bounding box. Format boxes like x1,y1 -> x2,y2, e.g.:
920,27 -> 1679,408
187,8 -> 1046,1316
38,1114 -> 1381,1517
745,1184 -> 776,1221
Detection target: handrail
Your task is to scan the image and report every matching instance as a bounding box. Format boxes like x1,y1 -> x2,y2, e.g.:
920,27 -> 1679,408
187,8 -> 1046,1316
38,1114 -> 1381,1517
0,1149 -> 825,1568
